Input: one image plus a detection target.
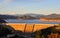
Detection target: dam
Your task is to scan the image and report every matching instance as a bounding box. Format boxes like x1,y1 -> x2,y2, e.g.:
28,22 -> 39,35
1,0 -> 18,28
5,19 -> 60,32
6,23 -> 58,32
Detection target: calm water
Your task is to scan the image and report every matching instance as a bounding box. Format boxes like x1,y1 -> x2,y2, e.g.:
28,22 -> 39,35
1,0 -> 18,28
5,19 -> 60,24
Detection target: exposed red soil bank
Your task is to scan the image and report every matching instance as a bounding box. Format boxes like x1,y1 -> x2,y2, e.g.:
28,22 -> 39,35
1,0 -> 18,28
40,18 -> 60,22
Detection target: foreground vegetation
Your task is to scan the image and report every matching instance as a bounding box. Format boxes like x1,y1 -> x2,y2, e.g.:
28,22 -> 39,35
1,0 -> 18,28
0,24 -> 60,38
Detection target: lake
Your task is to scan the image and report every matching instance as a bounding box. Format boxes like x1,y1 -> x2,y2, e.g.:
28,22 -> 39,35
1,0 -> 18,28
5,19 -> 60,24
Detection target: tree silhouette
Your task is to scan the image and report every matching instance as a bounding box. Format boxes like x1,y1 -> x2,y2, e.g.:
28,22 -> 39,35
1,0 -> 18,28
0,24 -> 15,37
36,25 -> 60,38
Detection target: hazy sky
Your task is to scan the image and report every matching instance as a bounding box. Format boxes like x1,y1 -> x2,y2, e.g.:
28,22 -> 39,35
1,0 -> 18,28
0,0 -> 60,15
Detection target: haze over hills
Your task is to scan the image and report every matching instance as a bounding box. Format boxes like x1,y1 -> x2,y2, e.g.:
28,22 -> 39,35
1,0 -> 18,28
0,13 -> 60,19
45,14 -> 60,18
0,14 -> 45,19
17,13 -> 45,19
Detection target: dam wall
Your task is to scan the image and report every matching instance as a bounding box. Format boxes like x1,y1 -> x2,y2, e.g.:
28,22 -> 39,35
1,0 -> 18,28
6,23 -> 57,32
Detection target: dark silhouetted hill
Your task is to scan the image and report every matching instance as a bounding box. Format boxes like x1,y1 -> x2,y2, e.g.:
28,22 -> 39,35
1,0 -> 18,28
0,13 -> 60,20
44,14 -> 60,18
0,14 -> 18,19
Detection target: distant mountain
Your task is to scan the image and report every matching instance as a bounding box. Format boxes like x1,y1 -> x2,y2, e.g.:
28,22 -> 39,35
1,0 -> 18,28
0,14 -> 45,20
0,14 -> 18,19
44,14 -> 60,18
17,14 -> 45,20
0,13 -> 60,20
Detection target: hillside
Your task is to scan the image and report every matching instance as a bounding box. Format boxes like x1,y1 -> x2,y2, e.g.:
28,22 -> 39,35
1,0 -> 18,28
17,14 -> 45,20
0,14 -> 60,20
0,15 -> 18,19
44,14 -> 60,18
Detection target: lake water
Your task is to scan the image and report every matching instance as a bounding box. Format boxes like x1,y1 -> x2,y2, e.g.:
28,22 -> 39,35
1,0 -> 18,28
5,19 -> 60,24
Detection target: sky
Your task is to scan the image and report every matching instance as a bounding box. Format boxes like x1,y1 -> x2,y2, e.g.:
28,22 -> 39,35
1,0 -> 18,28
0,0 -> 60,15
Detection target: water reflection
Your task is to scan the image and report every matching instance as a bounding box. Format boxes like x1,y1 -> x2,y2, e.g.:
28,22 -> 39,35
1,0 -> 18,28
5,19 -> 60,24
